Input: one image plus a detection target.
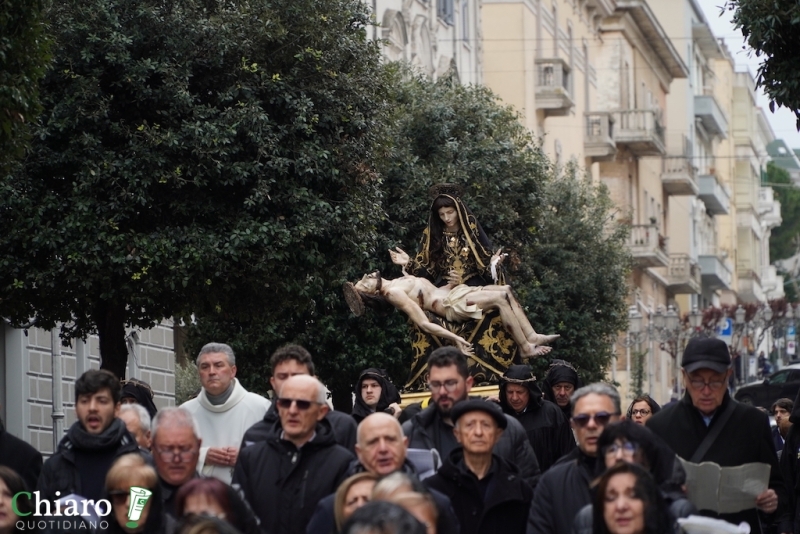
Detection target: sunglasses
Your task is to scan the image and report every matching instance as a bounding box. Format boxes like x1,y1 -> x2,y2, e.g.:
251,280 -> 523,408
604,441 -> 639,456
571,411 -> 617,428
276,398 -> 320,410
108,489 -> 139,505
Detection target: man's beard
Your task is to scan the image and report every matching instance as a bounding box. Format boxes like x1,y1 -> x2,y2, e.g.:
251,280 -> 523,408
435,390 -> 468,416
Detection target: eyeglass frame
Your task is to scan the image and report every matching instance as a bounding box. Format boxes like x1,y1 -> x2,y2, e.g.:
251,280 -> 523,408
687,379 -> 726,391
153,445 -> 200,462
603,441 -> 639,456
427,379 -> 461,393
571,411 -> 619,428
275,397 -> 322,411
630,409 -> 651,417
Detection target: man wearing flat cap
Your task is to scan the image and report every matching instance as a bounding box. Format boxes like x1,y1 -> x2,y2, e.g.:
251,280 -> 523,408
423,399 -> 533,534
647,337 -> 791,534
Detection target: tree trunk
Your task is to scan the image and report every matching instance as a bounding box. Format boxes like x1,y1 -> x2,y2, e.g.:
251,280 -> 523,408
92,301 -> 129,379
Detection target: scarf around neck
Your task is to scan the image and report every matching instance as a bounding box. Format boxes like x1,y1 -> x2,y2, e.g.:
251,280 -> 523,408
66,417 -> 130,451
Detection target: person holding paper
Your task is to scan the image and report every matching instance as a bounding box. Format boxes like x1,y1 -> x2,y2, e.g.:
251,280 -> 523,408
646,337 -> 791,534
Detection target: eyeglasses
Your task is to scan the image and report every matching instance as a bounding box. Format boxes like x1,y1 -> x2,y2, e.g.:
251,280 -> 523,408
427,380 -> 460,392
604,441 -> 639,456
571,411 -> 617,428
630,409 -> 651,417
108,490 -> 130,505
688,379 -> 725,391
154,446 -> 199,462
276,398 -> 320,410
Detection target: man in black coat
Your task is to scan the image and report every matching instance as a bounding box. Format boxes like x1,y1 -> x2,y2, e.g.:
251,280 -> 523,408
351,368 -> 402,423
541,359 -> 582,419
648,337 -> 791,534
37,370 -> 140,502
234,375 -> 354,534
0,417 -> 42,491
241,344 -> 356,451
151,406 -> 260,534
401,347 -> 541,489
528,382 -> 622,534
499,365 -> 575,472
780,389 -> 800,532
424,399 -> 532,534
305,412 -> 460,534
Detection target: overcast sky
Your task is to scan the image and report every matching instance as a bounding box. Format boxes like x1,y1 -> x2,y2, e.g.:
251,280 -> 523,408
695,0 -> 800,149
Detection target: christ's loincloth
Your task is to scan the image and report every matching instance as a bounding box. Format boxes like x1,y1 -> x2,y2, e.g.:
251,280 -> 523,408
442,285 -> 484,322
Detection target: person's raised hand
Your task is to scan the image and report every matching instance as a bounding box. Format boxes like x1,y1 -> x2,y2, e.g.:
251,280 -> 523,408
389,247 -> 409,266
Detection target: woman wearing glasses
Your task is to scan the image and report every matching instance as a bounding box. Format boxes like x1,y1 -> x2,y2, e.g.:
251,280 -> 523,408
105,453 -> 173,534
571,421 -> 694,534
625,396 -> 660,426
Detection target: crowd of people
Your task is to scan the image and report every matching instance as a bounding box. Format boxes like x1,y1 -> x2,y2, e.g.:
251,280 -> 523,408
0,335 -> 798,534
3,191 -> 798,534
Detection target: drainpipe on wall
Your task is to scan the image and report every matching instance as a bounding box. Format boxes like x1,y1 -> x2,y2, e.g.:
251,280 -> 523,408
51,326 -> 65,451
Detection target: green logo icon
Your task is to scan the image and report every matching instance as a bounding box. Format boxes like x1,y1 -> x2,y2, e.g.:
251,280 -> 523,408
125,487 -> 152,528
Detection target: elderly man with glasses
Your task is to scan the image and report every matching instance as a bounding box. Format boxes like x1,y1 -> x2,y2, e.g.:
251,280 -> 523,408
528,382 -> 621,534
233,374 -> 354,534
647,337 -> 791,534
401,346 -> 541,489
151,407 -> 260,534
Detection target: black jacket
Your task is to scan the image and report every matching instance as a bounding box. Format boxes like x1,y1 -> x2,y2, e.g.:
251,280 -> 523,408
647,391 -> 790,534
424,449 -> 532,534
499,365 -> 576,472
0,420 -> 42,491
401,402 -> 541,489
242,402 -> 357,452
527,447 -> 596,534
779,389 -> 800,533
305,459 -> 460,534
351,368 -> 402,423
233,417 -> 354,534
36,419 -> 140,501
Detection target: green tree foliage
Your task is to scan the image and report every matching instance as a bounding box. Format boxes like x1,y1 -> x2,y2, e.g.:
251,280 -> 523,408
768,163 -> 800,260
725,0 -> 800,129
0,0 -> 385,378
189,69 -> 631,406
765,163 -> 800,300
0,0 -> 51,173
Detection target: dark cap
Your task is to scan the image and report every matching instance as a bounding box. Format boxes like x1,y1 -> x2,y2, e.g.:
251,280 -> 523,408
681,337 -> 731,374
451,399 -> 507,429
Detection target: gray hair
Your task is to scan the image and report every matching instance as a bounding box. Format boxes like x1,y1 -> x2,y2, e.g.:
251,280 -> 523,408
196,342 -> 236,367
151,406 -> 202,443
120,403 -> 151,434
570,382 -> 621,414
278,375 -> 327,404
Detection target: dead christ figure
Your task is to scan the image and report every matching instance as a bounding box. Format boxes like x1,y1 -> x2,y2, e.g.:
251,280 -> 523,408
345,272 -> 558,360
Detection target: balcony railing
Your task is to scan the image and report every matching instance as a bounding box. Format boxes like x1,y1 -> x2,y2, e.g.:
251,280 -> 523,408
667,253 -> 701,294
628,224 -> 668,268
697,161 -> 730,215
584,112 -> 616,162
535,58 -> 574,116
611,109 -> 666,156
661,156 -> 698,196
698,249 -> 733,291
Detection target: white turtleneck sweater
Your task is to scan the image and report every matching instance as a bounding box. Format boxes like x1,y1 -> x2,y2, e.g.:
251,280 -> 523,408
181,378 -> 270,483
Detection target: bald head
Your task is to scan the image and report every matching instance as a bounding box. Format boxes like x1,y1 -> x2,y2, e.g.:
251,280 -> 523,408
279,374 -> 326,403
356,412 -> 408,475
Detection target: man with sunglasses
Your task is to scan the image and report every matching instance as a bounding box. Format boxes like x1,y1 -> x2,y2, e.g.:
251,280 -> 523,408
233,375 -> 354,534
242,344 -> 357,451
528,382 -> 621,534
401,346 -> 541,489
647,337 -> 791,534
